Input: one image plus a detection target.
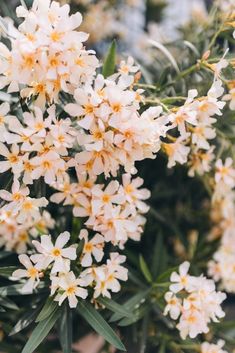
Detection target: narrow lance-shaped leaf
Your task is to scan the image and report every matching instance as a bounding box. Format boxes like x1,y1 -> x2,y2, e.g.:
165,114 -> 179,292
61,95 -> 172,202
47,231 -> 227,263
9,306 -> 42,336
36,296 -> 58,322
22,307 -> 60,353
97,297 -> 132,318
77,301 -> 126,351
139,255 -> 152,283
59,303 -> 72,353
102,40 -> 116,78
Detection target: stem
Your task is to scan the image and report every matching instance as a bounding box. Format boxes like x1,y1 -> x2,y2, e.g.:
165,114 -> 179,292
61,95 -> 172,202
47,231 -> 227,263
208,24 -> 225,51
144,99 -> 170,112
134,83 -> 157,90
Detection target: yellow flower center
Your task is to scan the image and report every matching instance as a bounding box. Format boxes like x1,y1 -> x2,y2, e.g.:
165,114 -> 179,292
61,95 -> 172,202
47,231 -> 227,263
23,201 -> 33,210
42,160 -> 52,169
52,248 -> 61,257
50,31 -> 63,42
112,103 -> 122,113
27,267 -> 38,278
12,193 -> 22,201
66,286 -> 76,295
9,154 -> 19,163
84,242 -> 93,252
102,194 -> 110,203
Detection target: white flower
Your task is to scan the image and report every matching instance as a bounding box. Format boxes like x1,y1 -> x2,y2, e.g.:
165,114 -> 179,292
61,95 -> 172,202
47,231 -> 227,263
170,261 -> 191,293
164,262 -> 226,339
164,136 -> 190,168
120,174 -> 150,214
223,87 -> 235,110
31,231 -> 77,273
177,309 -> 209,339
79,229 -> 104,267
0,179 -> 29,210
164,292 -> 181,320
0,143 -> 23,175
215,158 -> 235,187
12,254 -> 41,293
0,102 -> 13,142
91,181 -> 124,216
54,271 -> 88,308
17,196 -> 48,224
31,151 -> 65,185
201,340 -> 228,353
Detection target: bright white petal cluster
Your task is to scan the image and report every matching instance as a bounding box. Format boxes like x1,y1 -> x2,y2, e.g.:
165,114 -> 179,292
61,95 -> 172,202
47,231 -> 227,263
200,340 -> 228,353
12,230 -> 128,307
164,261 -> 226,339
0,0 -> 98,105
65,73 -> 167,177
208,156 -> 235,293
164,78 -> 226,174
51,172 -> 150,247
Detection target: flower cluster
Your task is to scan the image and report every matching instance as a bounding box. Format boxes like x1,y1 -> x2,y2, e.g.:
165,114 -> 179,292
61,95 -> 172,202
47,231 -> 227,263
51,172 -> 151,248
65,72 -> 167,177
163,74 -> 226,176
0,0 -> 158,304
208,157 -> 235,293
164,262 -> 226,339
200,340 -> 228,353
12,231 -> 128,307
0,0 -> 99,106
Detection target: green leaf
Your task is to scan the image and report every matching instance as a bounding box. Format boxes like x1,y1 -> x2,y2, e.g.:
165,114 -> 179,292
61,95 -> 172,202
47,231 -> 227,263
110,289 -> 150,323
0,297 -> 19,310
36,297 -> 58,322
0,267 -> 18,277
156,266 -> 178,283
77,301 -> 126,351
22,307 -> 60,353
152,233 -> 164,279
139,255 -> 152,283
9,306 -> 41,336
59,303 -> 72,353
0,284 -> 27,296
102,40 -> 116,78
76,238 -> 85,258
0,251 -> 13,260
97,297 -> 132,318
118,304 -> 149,327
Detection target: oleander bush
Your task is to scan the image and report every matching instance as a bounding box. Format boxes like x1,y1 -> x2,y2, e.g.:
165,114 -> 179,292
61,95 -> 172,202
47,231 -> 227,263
0,1 -> 235,353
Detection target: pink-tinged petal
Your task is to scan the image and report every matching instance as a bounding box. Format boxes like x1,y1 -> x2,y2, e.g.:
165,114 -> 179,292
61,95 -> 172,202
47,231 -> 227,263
179,261 -> 190,276
78,115 -> 93,130
51,258 -> 69,274
92,248 -> 104,262
0,142 -> 9,157
40,234 -> 53,250
12,269 -> 28,279
31,167 -> 43,180
169,283 -> 182,293
68,294 -> 78,308
65,103 -> 82,117
0,190 -> 12,201
18,254 -> 32,269
0,161 -> 10,173
55,231 -> 70,248
81,253 -> 92,267
61,247 -> 77,260
50,192 -> 65,204
44,169 -> 55,185
58,292 -> 67,306
73,206 -> 89,218
75,287 -> 88,299
21,278 -> 35,294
